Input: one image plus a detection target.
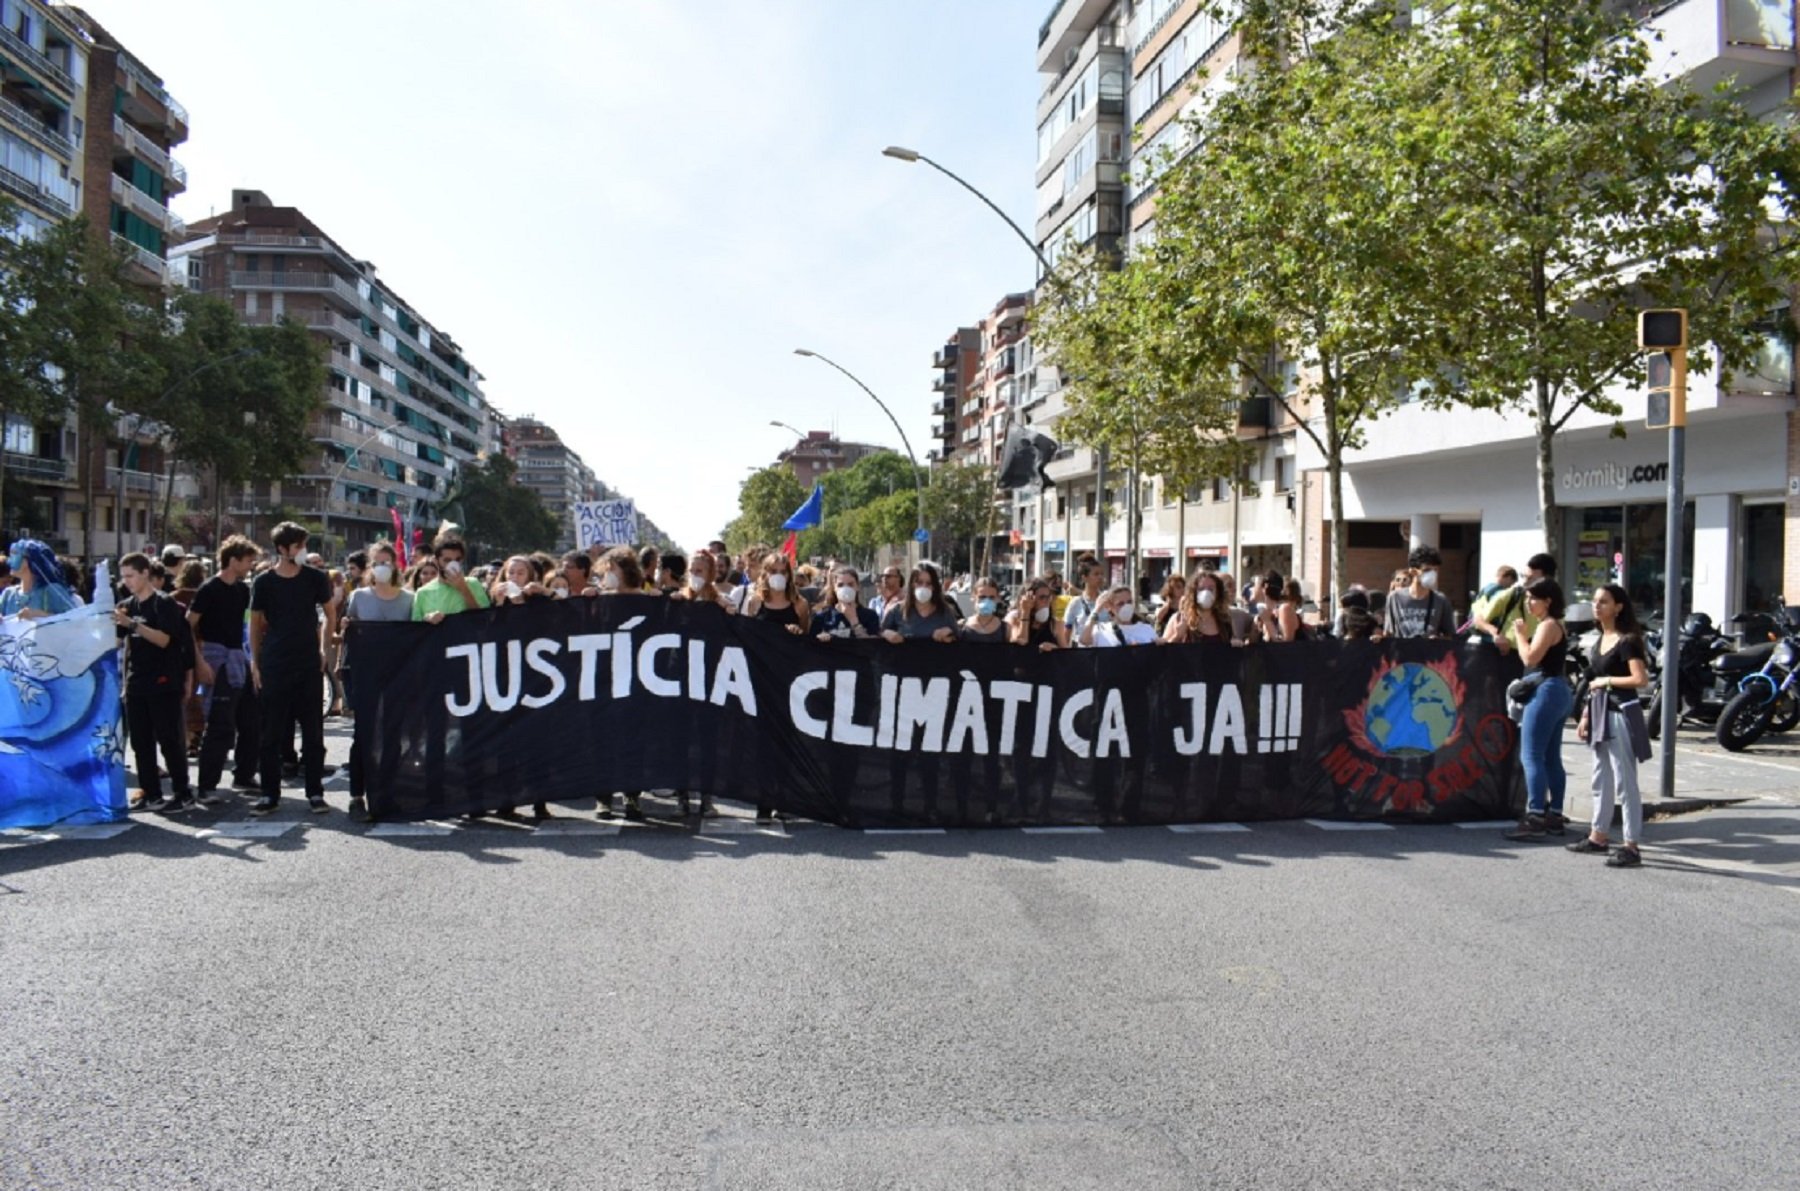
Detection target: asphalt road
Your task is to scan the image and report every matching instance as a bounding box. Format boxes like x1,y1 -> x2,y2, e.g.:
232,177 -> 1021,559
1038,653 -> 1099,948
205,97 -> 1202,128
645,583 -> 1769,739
4,722 -> 1798,1190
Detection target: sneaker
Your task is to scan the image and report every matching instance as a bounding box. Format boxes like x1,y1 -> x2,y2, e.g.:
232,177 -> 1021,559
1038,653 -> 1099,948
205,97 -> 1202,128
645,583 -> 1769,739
1504,815 -> 1548,841
1605,845 -> 1643,868
1542,813 -> 1568,836
623,802 -> 647,823
160,795 -> 194,815
196,789 -> 229,809
755,809 -> 775,823
348,796 -> 370,823
1566,837 -> 1610,854
700,798 -> 719,818
127,789 -> 148,812
141,793 -> 172,813
231,773 -> 260,791
307,796 -> 330,815
248,796 -> 279,816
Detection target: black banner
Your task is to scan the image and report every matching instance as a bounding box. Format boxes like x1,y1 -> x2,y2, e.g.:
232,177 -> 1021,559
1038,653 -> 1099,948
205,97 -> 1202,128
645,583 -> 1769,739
349,598 -> 1524,826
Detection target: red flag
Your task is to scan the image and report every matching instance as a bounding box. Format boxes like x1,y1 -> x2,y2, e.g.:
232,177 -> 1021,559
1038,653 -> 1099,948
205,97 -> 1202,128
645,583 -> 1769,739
390,507 -> 408,567
780,531 -> 798,561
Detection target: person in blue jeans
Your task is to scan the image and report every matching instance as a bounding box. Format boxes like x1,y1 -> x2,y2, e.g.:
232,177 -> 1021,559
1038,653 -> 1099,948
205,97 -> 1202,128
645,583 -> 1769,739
1505,578 -> 1574,840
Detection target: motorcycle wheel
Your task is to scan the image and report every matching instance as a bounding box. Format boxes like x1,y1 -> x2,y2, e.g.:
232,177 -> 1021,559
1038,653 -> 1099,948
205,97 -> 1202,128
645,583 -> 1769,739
1770,691 -> 1800,734
1716,688 -> 1775,752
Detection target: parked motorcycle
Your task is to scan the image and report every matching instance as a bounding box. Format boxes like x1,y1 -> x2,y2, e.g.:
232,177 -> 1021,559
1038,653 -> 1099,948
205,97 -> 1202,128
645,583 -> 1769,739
1716,603 -> 1800,751
1644,612 -> 1736,738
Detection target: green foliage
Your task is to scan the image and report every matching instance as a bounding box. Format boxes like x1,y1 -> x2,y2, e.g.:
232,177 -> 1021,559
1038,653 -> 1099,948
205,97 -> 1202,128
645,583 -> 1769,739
723,465 -> 808,553
447,452 -> 559,562
1404,0 -> 1800,553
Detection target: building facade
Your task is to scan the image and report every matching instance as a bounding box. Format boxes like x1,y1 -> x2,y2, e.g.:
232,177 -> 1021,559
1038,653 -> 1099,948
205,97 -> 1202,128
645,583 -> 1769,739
930,328 -> 981,466
776,430 -> 883,486
173,190 -> 496,554
504,416 -> 599,552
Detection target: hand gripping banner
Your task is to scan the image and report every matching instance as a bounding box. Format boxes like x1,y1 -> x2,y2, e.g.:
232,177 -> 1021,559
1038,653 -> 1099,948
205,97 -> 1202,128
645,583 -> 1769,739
350,598 -> 1524,827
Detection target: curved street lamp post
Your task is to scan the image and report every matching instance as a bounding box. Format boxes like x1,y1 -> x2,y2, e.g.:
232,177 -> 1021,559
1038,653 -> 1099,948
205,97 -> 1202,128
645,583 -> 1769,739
882,146 -> 1106,583
793,349 -> 929,561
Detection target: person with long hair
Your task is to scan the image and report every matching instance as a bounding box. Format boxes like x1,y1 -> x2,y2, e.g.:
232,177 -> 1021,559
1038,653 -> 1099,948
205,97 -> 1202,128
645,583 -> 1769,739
340,542 -> 414,822
404,558 -> 440,591
739,551 -> 811,635
597,545 -> 651,821
674,549 -> 731,612
1164,570 -> 1233,646
879,563 -> 957,643
1567,583 -> 1652,867
1007,577 -> 1066,650
1,538 -> 80,618
1503,578 -> 1574,841
813,564 -> 879,640
1153,573 -> 1186,635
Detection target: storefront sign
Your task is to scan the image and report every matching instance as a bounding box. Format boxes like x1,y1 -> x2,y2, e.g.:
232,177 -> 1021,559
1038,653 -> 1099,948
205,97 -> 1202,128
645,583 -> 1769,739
1558,460 -> 1669,494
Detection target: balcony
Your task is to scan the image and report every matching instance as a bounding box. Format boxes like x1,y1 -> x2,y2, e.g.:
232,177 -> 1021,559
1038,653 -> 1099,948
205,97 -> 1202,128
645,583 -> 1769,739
931,397 -> 952,416
110,173 -> 180,231
230,270 -> 364,308
0,26 -> 75,94
112,115 -> 189,193
0,93 -> 74,158
932,344 -> 960,369
111,233 -> 169,284
4,452 -> 74,485
1037,0 -> 1115,69
106,467 -> 165,497
1238,395 -> 1273,431
1646,0 -> 1796,92
933,373 -> 958,393
0,161 -> 71,216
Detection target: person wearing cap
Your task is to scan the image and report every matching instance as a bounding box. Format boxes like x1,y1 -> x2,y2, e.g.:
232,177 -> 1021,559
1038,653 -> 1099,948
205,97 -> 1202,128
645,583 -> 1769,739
158,544 -> 187,594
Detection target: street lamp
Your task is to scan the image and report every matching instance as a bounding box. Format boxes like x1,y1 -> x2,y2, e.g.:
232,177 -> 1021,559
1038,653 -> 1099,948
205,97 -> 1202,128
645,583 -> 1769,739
769,419 -> 806,440
793,348 -> 929,558
321,417 -> 412,558
885,144 -> 1114,581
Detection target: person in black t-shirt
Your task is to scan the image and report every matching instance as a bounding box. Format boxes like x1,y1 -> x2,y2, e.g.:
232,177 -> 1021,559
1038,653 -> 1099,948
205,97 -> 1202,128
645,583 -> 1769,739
115,552 -> 195,813
1568,583 -> 1651,868
189,535 -> 262,803
248,522 -> 337,815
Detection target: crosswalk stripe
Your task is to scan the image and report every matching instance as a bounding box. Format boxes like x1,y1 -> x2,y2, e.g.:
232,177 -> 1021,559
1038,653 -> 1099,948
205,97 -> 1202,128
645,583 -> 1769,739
1021,825 -> 1104,835
196,822 -> 300,839
1304,819 -> 1394,832
1167,823 -> 1252,833
864,828 -> 947,836
366,821 -> 457,837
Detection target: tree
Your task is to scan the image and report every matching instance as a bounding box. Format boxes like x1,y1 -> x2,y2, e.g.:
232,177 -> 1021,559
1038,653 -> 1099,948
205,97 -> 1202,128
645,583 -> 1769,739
1033,247 -> 1253,577
445,452 -> 559,560
1142,1 -> 1457,597
15,218 -> 165,560
0,200 -> 64,532
723,465 -> 807,552
1411,0 -> 1800,557
924,460 -> 999,572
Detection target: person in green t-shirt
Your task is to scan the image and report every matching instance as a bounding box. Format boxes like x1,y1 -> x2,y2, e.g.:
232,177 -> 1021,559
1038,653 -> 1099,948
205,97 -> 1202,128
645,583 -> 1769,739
410,535 -> 490,622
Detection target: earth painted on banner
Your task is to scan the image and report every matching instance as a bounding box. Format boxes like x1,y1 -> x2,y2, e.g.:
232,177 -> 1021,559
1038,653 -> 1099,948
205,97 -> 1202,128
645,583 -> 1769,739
1363,663 -> 1460,757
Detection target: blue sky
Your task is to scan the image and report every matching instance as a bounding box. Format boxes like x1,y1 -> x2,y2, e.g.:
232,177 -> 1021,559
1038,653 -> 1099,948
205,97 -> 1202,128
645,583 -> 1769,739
92,0 -> 1050,550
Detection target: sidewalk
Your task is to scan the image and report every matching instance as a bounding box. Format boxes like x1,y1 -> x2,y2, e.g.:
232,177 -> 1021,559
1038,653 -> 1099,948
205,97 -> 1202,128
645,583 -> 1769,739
1555,721 -> 1800,827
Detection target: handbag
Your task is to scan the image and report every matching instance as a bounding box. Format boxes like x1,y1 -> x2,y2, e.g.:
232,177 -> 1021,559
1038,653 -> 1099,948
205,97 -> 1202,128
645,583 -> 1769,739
1506,668 -> 1548,721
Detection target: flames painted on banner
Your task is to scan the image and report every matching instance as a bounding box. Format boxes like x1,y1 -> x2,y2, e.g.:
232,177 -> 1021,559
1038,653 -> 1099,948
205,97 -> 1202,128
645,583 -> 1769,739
1323,654 -> 1516,815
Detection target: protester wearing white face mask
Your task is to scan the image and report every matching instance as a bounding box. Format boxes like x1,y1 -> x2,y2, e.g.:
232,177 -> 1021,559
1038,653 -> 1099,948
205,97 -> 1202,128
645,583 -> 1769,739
1007,578 -> 1067,651
1079,585 -> 1159,647
1385,546 -> 1457,640
879,564 -> 958,643
341,542 -> 413,822
814,565 -> 879,641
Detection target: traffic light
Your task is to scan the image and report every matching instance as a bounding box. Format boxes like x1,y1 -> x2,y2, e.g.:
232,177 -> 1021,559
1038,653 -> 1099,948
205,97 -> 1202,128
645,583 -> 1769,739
1639,309 -> 1687,430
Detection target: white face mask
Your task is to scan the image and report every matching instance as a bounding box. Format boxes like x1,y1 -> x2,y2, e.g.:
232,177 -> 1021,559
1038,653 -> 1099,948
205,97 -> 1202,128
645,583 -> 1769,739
1117,603 -> 1136,623
768,573 -> 788,592
913,585 -> 934,605
601,572 -> 621,591
688,572 -> 707,591
1034,606 -> 1051,624
836,584 -> 857,605
553,586 -> 569,599
370,564 -> 393,585
1197,589 -> 1217,609
1420,570 -> 1439,590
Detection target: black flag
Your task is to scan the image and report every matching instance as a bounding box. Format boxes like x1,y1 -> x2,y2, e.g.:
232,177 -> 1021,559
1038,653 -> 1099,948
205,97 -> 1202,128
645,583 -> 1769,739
999,428 -> 1059,489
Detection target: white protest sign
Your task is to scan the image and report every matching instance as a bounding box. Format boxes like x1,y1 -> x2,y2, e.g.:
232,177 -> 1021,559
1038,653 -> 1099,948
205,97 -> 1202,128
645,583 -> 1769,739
573,499 -> 638,550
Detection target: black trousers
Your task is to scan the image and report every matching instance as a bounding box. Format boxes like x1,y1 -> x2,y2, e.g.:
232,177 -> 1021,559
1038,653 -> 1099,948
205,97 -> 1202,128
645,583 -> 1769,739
259,666 -> 325,801
196,662 -> 259,792
128,688 -> 189,800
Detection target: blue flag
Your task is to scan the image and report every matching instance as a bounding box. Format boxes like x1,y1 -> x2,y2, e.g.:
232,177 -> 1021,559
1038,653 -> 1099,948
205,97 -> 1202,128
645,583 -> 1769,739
782,484 -> 824,531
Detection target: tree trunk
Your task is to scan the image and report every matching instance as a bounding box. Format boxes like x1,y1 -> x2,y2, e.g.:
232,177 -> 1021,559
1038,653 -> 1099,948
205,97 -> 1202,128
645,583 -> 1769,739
79,409 -> 95,562
1326,390 -> 1347,610
1535,383 -> 1558,561
159,448 -> 178,548
0,403 -> 10,535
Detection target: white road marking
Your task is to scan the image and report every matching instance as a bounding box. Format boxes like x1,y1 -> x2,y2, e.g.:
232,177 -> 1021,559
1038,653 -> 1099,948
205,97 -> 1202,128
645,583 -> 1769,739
1021,826 -> 1105,835
532,820 -> 620,836
1167,823 -> 1252,833
196,822 -> 300,839
22,823 -> 138,842
701,819 -> 789,836
367,821 -> 457,837
1454,821 -> 1523,830
864,828 -> 947,836
1304,820 -> 1394,832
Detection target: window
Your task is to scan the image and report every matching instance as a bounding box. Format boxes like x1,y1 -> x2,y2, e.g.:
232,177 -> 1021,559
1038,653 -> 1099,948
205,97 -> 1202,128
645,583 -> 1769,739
1211,476 -> 1228,502
1084,488 -> 1097,516
1275,455 -> 1293,492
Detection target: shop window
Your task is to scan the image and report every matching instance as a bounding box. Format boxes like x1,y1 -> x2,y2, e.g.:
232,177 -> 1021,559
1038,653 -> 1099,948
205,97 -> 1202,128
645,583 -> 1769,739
1743,503 -> 1785,614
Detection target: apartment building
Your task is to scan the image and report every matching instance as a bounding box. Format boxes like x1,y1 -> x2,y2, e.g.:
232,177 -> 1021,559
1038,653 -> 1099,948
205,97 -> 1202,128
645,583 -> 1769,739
930,328 -> 981,466
172,189 -> 497,555
0,0 -> 87,550
776,431 -> 883,485
505,416 -> 599,552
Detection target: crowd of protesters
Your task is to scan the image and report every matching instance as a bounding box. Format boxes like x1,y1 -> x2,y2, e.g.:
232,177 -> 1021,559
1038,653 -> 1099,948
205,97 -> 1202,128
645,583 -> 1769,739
0,528 -> 1650,864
